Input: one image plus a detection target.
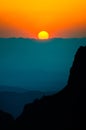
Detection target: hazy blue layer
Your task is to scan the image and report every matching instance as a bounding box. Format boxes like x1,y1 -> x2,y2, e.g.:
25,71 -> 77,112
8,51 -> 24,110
0,38 -> 86,91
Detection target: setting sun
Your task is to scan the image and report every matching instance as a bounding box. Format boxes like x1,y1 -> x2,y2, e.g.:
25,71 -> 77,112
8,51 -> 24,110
38,31 -> 49,40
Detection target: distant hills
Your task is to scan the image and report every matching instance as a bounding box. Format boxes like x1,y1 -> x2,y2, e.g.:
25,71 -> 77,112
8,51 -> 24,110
0,89 -> 44,118
0,86 -> 56,118
0,86 -> 28,92
0,46 -> 86,129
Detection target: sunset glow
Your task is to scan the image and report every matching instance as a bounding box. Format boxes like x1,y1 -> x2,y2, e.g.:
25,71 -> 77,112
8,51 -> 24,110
38,31 -> 49,40
0,0 -> 86,38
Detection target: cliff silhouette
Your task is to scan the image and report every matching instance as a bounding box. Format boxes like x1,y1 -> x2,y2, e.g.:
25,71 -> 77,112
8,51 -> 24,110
0,46 -> 86,129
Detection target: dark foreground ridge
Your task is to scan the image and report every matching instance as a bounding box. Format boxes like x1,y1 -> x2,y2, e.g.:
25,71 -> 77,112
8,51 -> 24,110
0,46 -> 86,129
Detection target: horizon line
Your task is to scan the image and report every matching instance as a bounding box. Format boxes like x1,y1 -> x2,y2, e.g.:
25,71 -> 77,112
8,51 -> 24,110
0,37 -> 86,40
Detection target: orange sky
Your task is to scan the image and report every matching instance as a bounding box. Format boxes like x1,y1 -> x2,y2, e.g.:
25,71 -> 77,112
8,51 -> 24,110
0,0 -> 86,38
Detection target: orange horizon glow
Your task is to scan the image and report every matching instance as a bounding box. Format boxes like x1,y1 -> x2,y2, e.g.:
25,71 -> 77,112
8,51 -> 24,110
0,0 -> 86,38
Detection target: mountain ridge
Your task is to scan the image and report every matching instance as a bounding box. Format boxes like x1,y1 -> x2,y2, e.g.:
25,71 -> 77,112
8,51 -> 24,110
0,45 -> 86,129
15,46 -> 86,129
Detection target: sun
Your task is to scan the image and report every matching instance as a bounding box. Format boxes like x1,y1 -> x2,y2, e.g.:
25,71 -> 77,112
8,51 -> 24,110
38,31 -> 49,40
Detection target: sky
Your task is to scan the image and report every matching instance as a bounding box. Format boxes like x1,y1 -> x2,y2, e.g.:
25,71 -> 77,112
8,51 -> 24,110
0,0 -> 86,38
